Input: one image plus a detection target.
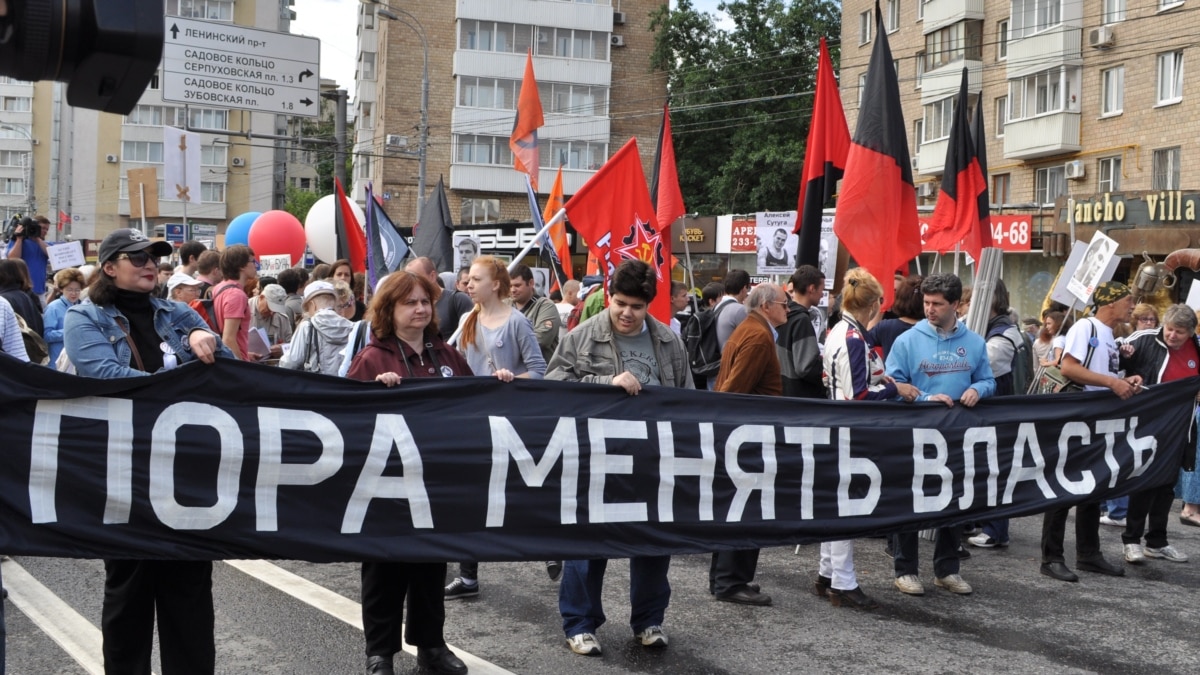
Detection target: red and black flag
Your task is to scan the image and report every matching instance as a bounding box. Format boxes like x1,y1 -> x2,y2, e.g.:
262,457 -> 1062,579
650,103 -> 686,242
971,87 -> 995,251
924,68 -> 989,263
510,50 -> 545,191
793,37 -> 850,268
834,1 -> 921,309
334,177 -> 367,273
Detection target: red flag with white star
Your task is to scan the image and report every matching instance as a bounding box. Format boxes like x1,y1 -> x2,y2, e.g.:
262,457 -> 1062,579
565,138 -> 671,323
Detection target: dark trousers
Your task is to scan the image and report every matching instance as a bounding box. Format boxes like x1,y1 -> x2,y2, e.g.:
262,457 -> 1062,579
708,549 -> 759,596
1041,501 -> 1102,563
559,557 -> 671,638
892,528 -> 960,578
1122,484 -> 1177,548
101,560 -> 214,675
457,561 -> 478,581
361,561 -> 447,657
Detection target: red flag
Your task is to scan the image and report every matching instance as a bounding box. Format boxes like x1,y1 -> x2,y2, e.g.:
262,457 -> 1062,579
334,178 -> 367,273
835,2 -> 921,309
971,90 -> 995,251
650,104 -> 685,282
543,166 -> 572,290
565,139 -> 671,323
794,38 -> 850,269
510,51 -> 545,191
924,69 -> 988,262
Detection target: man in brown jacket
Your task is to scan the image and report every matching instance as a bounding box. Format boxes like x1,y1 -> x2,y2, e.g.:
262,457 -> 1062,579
708,282 -> 788,606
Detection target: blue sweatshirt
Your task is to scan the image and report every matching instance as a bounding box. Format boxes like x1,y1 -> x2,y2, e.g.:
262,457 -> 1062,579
885,318 -> 996,401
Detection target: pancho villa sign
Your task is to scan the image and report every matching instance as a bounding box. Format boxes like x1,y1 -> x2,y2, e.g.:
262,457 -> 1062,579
0,358 -> 1195,562
1068,191 -> 1200,225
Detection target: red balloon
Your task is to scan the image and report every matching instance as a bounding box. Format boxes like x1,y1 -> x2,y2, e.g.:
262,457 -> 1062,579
247,210 -> 307,266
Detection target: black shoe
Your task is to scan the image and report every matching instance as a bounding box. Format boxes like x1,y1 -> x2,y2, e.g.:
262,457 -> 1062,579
811,575 -> 832,598
365,655 -> 394,675
1077,557 -> 1125,576
546,560 -> 563,582
828,586 -> 879,610
716,585 -> 772,606
417,646 -> 468,675
957,545 -> 971,560
1039,562 -> 1078,582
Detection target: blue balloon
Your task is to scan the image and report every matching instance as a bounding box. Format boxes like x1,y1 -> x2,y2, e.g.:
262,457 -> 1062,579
224,211 -> 261,247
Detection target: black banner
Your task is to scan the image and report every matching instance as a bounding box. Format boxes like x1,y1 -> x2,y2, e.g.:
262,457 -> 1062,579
0,357 -> 1195,562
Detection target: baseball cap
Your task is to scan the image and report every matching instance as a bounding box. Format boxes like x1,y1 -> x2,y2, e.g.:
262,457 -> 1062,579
303,280 -> 337,304
166,272 -> 203,296
261,284 -> 289,314
98,228 -> 173,263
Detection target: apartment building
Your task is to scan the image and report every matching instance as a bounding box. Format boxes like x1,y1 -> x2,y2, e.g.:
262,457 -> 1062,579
357,0 -> 667,231
841,0 -> 1200,313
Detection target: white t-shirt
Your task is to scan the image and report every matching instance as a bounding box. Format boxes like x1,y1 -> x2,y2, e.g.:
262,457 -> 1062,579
1062,317 -> 1118,391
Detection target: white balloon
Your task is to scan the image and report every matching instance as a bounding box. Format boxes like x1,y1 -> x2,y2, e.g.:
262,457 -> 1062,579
304,194 -> 366,264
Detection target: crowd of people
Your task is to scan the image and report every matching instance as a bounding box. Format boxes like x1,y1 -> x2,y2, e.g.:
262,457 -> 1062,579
3,223 -> 1200,675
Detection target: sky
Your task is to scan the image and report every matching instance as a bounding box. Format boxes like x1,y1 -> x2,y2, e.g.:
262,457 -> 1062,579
289,0 -> 731,103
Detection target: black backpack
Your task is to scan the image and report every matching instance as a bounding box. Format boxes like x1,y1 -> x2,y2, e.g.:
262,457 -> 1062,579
686,300 -> 731,379
987,324 -> 1035,396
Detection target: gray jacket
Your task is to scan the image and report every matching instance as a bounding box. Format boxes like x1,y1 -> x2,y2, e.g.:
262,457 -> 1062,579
547,311 -> 693,389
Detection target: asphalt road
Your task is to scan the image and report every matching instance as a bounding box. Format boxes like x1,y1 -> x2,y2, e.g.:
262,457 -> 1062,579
6,507 -> 1200,674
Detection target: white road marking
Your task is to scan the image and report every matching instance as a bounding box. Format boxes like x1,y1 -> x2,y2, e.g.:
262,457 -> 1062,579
2,558 -> 112,675
224,560 -> 515,674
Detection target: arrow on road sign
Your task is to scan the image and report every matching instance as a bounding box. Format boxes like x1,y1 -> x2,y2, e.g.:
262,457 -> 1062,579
170,23 -> 179,39
299,69 -> 314,82
301,98 -> 313,107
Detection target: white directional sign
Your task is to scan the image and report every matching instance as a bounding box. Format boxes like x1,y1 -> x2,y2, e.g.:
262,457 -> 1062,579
162,16 -> 321,117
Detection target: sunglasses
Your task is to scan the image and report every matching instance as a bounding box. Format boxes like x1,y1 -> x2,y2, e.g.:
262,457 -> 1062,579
115,251 -> 157,267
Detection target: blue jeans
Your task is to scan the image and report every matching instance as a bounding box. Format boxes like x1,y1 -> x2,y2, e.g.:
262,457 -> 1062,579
981,518 -> 1010,543
1103,497 -> 1129,520
559,557 -> 671,638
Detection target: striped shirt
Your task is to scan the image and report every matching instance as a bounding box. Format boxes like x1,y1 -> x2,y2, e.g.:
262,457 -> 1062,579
0,296 -> 30,361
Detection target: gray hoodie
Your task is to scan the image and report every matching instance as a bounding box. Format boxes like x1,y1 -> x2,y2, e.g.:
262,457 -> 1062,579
279,309 -> 354,375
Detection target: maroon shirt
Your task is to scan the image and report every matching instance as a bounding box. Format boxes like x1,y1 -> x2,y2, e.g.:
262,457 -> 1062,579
347,332 -> 473,382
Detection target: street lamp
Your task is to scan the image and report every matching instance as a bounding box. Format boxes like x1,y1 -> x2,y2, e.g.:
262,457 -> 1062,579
369,0 -> 429,224
0,123 -> 35,216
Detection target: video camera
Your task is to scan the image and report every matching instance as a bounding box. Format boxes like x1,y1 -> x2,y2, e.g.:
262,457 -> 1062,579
0,0 -> 163,115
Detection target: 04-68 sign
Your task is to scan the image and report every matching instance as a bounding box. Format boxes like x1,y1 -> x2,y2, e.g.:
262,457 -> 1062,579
989,218 -> 1032,252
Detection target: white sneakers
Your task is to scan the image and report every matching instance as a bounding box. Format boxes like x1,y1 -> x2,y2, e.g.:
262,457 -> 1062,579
636,626 -> 669,648
1144,545 -> 1189,562
566,633 -> 601,656
1124,543 -> 1145,564
934,574 -> 974,595
894,574 -> 925,595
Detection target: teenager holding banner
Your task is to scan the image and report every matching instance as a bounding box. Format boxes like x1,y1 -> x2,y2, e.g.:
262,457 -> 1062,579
347,271 -> 470,675
63,228 -> 233,675
820,269 -> 919,610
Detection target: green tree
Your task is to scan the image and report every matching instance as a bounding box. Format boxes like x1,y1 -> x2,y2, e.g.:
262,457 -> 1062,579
650,0 -> 841,215
297,116 -> 355,194
283,184 -> 321,224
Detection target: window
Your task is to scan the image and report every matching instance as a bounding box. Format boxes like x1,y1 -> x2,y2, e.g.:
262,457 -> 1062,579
200,145 -> 227,166
460,77 -> 518,111
1035,165 -> 1065,205
1010,0 -> 1062,39
1098,157 -> 1122,193
915,52 -> 925,88
997,20 -> 1009,60
360,52 -> 376,81
188,108 -> 227,130
360,102 -> 373,130
858,73 -> 868,105
125,105 -> 166,126
913,119 -> 924,154
1,96 -> 31,112
361,4 -> 375,30
1008,66 -> 1075,120
463,22 -> 606,61
1160,0 -> 1184,10
923,96 -> 957,142
859,10 -> 872,44
995,96 -> 1007,136
992,174 -> 1011,205
0,124 -> 30,139
0,150 -> 27,167
886,0 -> 900,32
200,182 -> 225,203
1103,0 -> 1125,23
148,70 -> 160,90
357,154 -> 372,179
924,21 -> 983,71
121,141 -> 164,163
545,140 -> 607,170
1,178 -> 24,195
1100,66 -> 1124,116
119,178 -> 167,200
1157,51 -> 1183,104
166,0 -> 234,22
455,135 -> 513,166
918,0 -> 925,20
461,198 -> 501,224
1153,147 -> 1181,190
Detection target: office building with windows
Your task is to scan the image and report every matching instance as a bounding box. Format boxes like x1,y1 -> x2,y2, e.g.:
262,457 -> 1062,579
841,0 -> 1200,313
357,0 -> 667,232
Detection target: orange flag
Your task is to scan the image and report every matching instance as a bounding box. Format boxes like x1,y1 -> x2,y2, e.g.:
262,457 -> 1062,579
543,166 -> 572,289
509,51 -> 545,191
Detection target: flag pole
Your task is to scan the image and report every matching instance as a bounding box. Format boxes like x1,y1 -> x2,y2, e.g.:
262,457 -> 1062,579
679,215 -> 695,292
446,207 -> 567,347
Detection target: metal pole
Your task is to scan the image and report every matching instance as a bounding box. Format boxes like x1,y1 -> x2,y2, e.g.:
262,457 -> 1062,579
139,184 -> 148,237
333,89 -> 348,190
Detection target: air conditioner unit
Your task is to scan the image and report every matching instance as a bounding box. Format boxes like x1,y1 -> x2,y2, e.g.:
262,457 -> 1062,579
1088,25 -> 1115,49
911,157 -> 920,172
917,183 -> 934,197
613,11 -> 627,25
610,35 -> 625,47
537,31 -> 549,43
105,154 -> 118,163
385,134 -> 408,148
231,157 -> 245,167
1065,159 -> 1086,180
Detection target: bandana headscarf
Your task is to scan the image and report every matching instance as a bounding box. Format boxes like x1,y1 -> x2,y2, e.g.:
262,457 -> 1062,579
1092,281 -> 1131,307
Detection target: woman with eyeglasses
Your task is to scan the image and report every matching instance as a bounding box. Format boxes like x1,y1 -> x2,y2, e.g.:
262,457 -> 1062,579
819,268 -> 919,610
279,279 -> 355,375
1132,303 -> 1160,332
63,228 -> 233,674
42,267 -> 85,365
347,271 -> 470,675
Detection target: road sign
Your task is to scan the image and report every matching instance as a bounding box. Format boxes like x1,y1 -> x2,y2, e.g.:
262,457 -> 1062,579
165,223 -> 186,244
161,16 -> 321,118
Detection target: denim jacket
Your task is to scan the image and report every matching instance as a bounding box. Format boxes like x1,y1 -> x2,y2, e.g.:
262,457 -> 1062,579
64,297 -> 233,379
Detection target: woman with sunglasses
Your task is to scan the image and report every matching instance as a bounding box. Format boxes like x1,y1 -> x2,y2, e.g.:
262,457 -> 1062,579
347,271 -> 470,675
63,228 -> 233,674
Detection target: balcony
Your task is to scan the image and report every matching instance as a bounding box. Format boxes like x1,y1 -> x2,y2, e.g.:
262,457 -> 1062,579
457,0 -> 613,32
917,139 -> 948,176
922,0 -> 985,34
1006,25 -> 1082,80
920,60 -> 982,105
1003,112 -> 1081,160
454,50 -> 611,87
450,163 -> 593,194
